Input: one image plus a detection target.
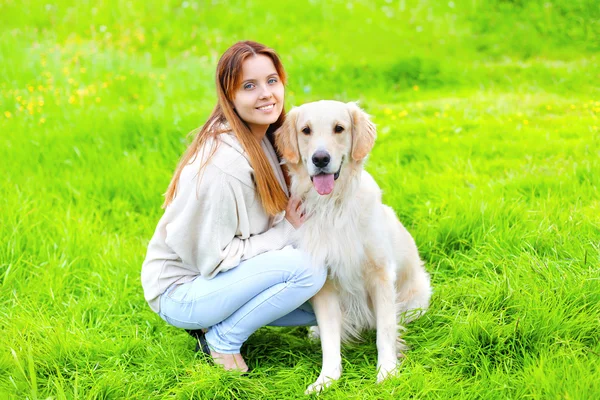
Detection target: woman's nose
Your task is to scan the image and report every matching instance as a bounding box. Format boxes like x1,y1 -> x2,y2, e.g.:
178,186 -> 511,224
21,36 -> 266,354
258,85 -> 273,99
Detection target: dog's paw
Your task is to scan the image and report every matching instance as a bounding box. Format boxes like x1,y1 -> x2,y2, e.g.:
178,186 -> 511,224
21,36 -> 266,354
305,375 -> 336,395
307,326 -> 320,342
376,359 -> 398,383
396,337 -> 409,358
305,379 -> 330,395
305,366 -> 341,395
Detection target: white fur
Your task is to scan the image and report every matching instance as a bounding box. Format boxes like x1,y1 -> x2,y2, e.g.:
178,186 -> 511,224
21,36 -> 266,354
275,101 -> 432,394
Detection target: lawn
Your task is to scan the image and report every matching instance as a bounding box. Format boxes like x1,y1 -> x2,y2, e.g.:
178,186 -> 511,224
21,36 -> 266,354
1,0 -> 599,398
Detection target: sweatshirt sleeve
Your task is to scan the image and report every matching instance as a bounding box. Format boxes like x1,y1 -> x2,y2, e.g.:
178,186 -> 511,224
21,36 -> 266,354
164,166 -> 295,279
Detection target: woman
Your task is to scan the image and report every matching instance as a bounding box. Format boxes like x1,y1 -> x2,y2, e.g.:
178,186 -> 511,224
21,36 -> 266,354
141,41 -> 326,373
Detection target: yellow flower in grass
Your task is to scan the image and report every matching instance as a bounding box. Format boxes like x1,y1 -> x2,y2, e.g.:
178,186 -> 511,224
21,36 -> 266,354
95,97 -> 101,103
413,85 -> 419,91
523,120 -> 529,125
570,104 -> 576,110
69,95 -> 76,104
138,105 -> 145,111
28,85 -> 34,92
4,111 -> 12,118
384,108 -> 392,115
546,105 -> 552,110
39,118 -> 46,124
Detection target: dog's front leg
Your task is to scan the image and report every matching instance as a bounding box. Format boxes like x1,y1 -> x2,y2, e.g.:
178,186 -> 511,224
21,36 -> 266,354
368,265 -> 399,383
305,281 -> 342,394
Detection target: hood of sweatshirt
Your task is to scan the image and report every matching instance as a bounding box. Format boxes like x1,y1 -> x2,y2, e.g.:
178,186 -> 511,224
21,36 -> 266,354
217,130 -> 289,197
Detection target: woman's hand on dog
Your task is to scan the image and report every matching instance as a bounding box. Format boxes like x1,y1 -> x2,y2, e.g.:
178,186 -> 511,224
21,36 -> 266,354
285,196 -> 305,229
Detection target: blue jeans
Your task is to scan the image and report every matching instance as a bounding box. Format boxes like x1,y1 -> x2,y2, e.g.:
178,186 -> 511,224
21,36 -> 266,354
158,246 -> 326,354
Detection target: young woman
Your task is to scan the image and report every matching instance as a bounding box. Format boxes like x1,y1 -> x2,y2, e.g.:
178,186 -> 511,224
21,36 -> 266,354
141,41 -> 326,373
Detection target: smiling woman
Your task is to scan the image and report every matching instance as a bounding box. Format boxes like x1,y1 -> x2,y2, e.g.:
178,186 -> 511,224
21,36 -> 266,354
232,55 -> 285,140
140,41 -> 324,374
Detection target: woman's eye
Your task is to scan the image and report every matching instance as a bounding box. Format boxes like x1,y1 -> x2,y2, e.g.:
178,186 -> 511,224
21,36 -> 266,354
334,125 -> 344,133
268,78 -> 278,84
301,127 -> 311,135
243,83 -> 255,90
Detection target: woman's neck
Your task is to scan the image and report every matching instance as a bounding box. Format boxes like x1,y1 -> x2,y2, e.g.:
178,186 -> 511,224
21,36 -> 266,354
248,123 -> 269,141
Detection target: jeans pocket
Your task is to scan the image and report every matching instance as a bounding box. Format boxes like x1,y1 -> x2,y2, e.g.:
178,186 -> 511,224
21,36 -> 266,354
159,311 -> 205,330
165,283 -> 183,299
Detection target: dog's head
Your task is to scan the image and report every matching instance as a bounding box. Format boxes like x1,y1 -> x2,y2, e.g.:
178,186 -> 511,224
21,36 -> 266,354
275,101 -> 376,195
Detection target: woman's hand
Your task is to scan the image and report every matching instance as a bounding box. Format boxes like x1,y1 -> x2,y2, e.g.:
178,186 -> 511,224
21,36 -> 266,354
285,196 -> 305,229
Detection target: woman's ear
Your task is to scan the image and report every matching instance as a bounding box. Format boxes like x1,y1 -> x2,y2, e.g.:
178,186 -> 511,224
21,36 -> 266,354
275,107 -> 300,164
347,102 -> 376,161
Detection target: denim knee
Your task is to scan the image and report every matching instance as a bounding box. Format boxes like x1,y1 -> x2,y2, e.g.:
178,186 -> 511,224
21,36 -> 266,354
277,247 -> 327,294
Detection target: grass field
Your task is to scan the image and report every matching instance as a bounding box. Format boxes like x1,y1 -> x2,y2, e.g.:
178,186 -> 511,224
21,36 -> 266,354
1,0 -> 599,398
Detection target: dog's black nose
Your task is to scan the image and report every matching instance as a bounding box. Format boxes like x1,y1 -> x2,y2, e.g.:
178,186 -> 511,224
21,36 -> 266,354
312,151 -> 331,168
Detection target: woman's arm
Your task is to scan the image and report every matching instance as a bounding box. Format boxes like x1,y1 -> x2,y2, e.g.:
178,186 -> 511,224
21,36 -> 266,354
164,166 -> 295,278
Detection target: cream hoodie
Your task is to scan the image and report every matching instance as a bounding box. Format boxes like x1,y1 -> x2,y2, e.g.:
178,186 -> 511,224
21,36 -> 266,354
141,131 -> 295,313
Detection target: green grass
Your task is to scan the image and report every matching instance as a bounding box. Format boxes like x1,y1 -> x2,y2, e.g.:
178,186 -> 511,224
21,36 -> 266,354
1,0 -> 599,398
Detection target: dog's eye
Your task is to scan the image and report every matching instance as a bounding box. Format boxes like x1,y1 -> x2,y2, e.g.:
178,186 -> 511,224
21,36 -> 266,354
334,125 -> 344,133
302,126 -> 311,135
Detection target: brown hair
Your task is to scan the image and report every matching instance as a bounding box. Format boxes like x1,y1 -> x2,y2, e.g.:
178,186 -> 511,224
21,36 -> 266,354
162,41 -> 288,215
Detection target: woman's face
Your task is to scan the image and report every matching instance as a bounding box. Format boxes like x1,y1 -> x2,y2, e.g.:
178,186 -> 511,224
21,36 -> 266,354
232,55 -> 284,137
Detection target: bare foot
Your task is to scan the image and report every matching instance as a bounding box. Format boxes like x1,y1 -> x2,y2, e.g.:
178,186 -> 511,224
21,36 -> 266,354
209,350 -> 248,373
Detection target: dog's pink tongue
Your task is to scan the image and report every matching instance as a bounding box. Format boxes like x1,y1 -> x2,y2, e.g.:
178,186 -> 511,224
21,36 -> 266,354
313,174 -> 335,195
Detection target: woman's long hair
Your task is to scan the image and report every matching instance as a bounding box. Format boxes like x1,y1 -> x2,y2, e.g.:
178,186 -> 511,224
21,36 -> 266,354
162,41 -> 288,215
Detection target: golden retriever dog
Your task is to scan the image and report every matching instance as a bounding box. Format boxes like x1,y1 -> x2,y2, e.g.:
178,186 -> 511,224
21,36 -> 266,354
275,101 -> 432,394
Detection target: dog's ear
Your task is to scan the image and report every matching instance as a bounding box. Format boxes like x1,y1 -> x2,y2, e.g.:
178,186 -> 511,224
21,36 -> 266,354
348,102 -> 376,161
275,107 -> 300,164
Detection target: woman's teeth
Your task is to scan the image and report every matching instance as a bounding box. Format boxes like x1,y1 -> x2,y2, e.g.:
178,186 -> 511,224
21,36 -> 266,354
257,104 -> 274,111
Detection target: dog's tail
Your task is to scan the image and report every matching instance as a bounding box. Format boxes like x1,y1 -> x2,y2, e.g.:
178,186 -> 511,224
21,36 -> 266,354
395,259 -> 431,325
381,205 -> 432,325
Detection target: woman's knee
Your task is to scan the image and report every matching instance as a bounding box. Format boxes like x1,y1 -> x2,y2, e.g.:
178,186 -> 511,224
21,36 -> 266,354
276,247 -> 327,290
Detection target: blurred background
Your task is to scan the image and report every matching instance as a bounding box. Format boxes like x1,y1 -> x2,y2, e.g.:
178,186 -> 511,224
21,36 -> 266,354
1,0 -> 599,398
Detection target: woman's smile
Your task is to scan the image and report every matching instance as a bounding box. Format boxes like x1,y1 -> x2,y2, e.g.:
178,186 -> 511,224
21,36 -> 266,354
256,103 -> 276,112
